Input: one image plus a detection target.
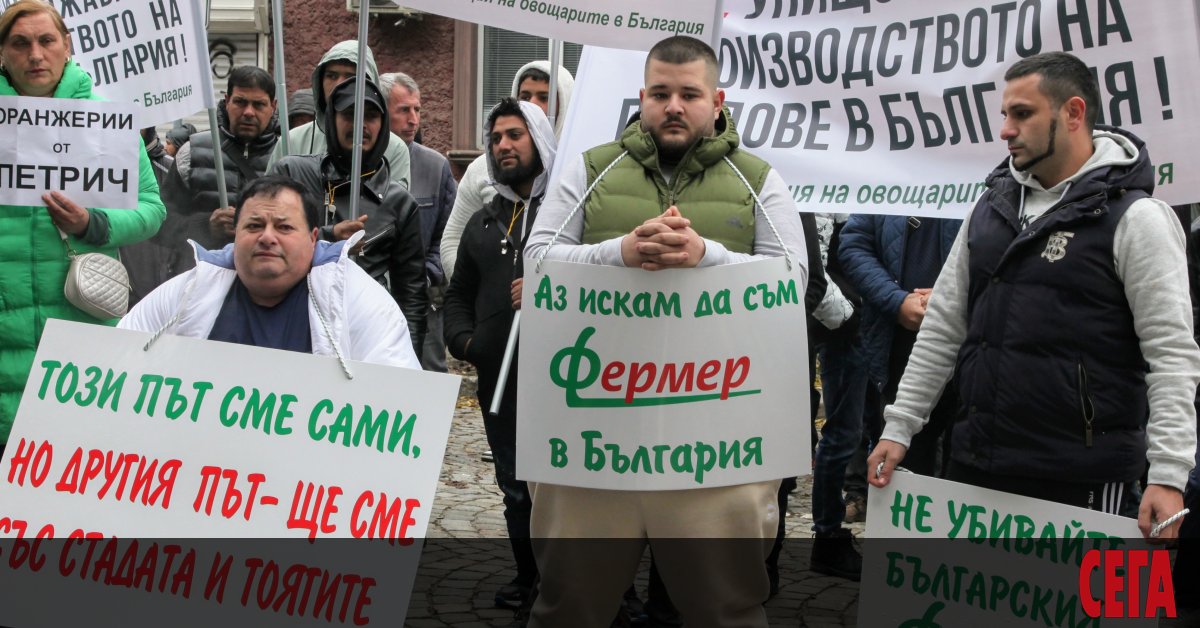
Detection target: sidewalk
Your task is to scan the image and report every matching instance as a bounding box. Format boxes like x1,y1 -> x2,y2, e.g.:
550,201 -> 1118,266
408,396 -> 862,627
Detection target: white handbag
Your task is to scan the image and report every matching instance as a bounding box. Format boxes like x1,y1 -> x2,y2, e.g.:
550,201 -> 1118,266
59,228 -> 130,319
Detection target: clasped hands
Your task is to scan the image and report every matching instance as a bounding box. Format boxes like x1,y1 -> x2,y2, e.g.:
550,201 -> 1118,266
619,206 -> 706,271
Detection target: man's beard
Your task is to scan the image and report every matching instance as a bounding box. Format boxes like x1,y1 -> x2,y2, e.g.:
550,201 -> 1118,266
495,158 -> 541,188
1013,118 -> 1057,172
647,116 -> 706,163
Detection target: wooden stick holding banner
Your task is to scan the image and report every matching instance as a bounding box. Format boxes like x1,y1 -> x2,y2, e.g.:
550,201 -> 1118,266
490,39 -> 562,415
271,0 -> 290,156
347,8 -> 371,220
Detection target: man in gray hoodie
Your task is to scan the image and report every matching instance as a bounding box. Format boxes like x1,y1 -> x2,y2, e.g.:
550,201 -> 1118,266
268,40 -> 410,190
869,52 -> 1198,541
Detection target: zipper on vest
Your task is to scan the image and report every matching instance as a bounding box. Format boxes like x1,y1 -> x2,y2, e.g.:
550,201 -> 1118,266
1077,362 -> 1095,447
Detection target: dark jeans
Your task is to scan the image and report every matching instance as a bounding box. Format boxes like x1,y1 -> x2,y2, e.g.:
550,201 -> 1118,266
812,330 -> 869,534
478,390 -> 538,587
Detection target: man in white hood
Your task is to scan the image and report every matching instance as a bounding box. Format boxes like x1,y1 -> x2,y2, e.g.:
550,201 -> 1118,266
440,61 -> 574,281
443,98 -> 557,611
869,52 -> 1198,541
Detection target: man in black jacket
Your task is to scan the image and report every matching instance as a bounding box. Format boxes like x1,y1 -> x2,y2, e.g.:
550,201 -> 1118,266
269,77 -> 427,354
444,97 -> 556,611
161,66 -> 279,276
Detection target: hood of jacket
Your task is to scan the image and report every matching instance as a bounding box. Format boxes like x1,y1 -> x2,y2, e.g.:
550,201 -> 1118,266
484,100 -> 557,204
323,77 -> 390,175
310,40 -> 380,133
510,60 -> 574,139
985,125 -> 1154,199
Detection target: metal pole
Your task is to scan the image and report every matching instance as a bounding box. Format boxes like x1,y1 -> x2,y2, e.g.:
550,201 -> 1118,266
489,311 -> 520,415
348,8 -> 371,220
204,0 -> 228,209
547,39 -> 561,128
271,0 -> 289,156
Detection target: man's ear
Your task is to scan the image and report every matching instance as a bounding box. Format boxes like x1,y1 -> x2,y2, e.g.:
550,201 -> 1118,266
311,227 -> 319,244
713,88 -> 725,120
1064,95 -> 1087,132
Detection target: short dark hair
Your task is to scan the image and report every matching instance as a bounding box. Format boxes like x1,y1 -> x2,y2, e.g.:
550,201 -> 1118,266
235,175 -> 321,230
1005,52 -> 1100,130
487,96 -> 526,132
518,67 -> 550,86
646,36 -> 719,87
227,66 -> 275,100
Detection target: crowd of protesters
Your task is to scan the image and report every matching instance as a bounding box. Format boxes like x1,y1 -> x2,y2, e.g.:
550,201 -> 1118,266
1,0 -> 1198,625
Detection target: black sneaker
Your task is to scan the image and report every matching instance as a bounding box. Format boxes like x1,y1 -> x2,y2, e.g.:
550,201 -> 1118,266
809,528 -> 862,581
495,581 -> 531,609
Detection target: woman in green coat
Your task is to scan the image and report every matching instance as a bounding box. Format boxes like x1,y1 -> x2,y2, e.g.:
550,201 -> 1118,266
0,1 -> 166,456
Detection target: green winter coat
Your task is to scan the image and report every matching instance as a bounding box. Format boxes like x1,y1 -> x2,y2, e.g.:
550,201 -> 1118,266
0,60 -> 166,444
581,107 -> 768,253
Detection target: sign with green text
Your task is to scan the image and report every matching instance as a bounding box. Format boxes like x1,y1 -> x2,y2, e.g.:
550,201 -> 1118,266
0,320 -> 460,626
862,473 -> 1161,627
516,258 -> 810,490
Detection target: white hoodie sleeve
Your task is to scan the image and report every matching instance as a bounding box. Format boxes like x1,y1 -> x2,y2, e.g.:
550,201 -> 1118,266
1115,198 -> 1199,490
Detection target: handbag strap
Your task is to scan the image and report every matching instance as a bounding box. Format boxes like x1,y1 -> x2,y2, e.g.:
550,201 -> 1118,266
56,226 -> 78,258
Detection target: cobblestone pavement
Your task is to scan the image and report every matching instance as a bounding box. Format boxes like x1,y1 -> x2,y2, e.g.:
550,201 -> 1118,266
406,391 -> 863,627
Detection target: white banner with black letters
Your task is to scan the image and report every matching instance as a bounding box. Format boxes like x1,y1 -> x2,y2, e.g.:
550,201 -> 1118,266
557,0 -> 1200,217
0,95 -> 139,209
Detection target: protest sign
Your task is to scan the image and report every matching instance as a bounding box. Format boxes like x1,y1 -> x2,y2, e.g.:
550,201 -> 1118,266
516,258 -> 810,490
0,95 -> 138,209
0,320 -> 461,626
558,0 -> 1200,217
862,473 -> 1165,626
0,0 -> 217,126
393,0 -> 721,51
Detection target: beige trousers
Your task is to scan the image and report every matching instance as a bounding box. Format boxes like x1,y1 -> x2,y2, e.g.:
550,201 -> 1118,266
527,480 -> 781,628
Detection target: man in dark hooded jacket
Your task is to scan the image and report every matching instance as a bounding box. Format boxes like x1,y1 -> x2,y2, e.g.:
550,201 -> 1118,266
269,77 -> 427,353
160,66 -> 280,276
444,97 -> 556,611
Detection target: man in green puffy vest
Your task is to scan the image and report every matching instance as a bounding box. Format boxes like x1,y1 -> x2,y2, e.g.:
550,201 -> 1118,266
523,35 -> 809,628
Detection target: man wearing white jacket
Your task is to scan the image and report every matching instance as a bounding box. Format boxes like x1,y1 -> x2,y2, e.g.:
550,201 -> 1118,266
120,175 -> 420,370
868,52 -> 1198,540
440,61 -> 574,281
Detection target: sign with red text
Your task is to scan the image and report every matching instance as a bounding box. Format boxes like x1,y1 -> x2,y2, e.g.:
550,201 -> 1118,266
394,0 -> 721,51
516,257 -> 810,490
557,0 -> 1200,217
0,320 -> 460,626
0,96 -> 139,209
0,0 -> 217,125
861,473 -> 1167,627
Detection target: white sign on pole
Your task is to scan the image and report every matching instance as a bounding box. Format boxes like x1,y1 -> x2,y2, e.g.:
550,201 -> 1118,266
558,0 -> 1200,217
862,473 -> 1164,627
517,258 -> 810,490
0,0 -> 219,126
0,95 -> 139,209
393,0 -> 721,51
0,320 -> 461,626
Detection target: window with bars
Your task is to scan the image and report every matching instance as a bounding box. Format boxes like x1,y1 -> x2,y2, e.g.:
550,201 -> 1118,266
479,26 -> 581,147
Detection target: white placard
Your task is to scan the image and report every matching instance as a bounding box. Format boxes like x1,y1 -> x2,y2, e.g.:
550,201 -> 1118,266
516,258 -> 810,490
0,320 -> 461,626
0,0 -> 218,125
557,0 -> 1200,217
862,473 -> 1164,626
0,95 -> 139,209
394,0 -> 721,51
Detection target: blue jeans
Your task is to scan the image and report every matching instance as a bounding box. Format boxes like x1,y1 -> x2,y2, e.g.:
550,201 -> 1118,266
811,330 -> 869,534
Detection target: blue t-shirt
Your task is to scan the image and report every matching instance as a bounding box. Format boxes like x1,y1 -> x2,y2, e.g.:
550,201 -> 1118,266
208,278 -> 312,353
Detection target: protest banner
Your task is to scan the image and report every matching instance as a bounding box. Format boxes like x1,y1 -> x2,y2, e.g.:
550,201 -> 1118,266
862,473 -> 1167,626
557,0 -> 1200,217
0,95 -> 138,209
0,320 -> 461,626
516,258 -> 810,490
393,0 -> 721,51
0,0 -> 217,126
